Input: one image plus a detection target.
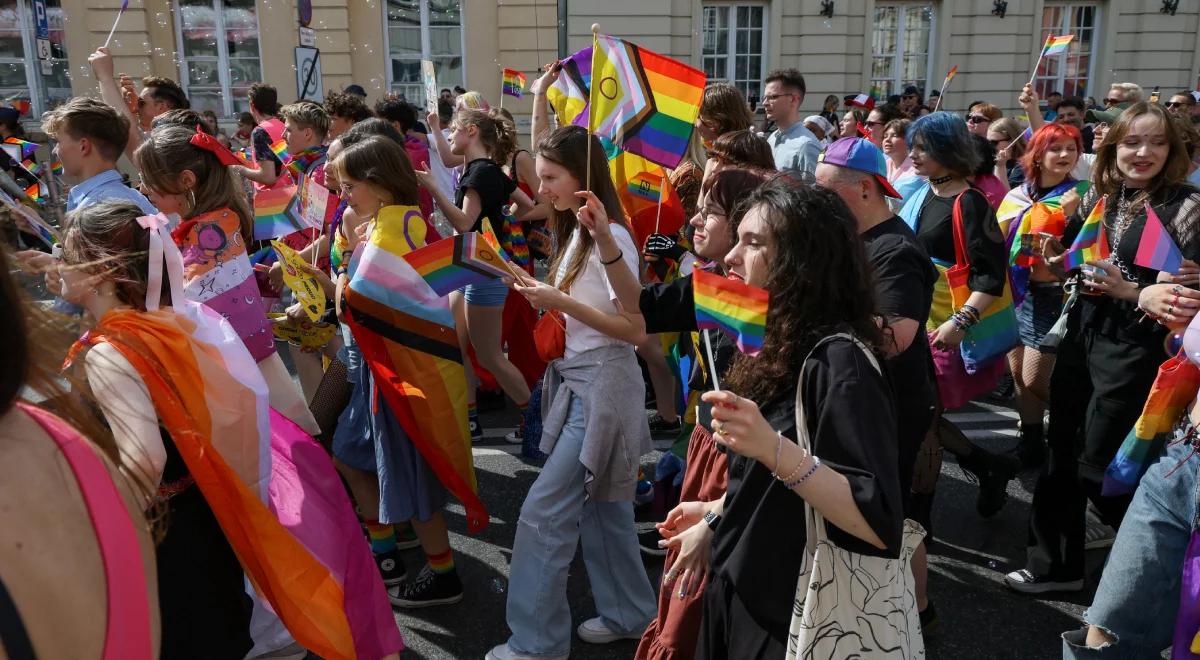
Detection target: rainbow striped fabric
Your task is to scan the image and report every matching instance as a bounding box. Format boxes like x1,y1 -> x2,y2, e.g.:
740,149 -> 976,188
692,268 -> 769,356
66,305 -> 403,660
252,184 -> 308,240
609,144 -> 685,247
403,231 -> 511,296
590,34 -> 707,168
1103,351 -> 1200,496
270,138 -> 290,164
346,205 -> 488,533
1063,196 -> 1110,269
944,65 -> 958,83
998,179 -> 1087,303
4,136 -> 38,160
1042,34 -> 1074,56
502,68 -> 526,98
24,158 -> 62,176
1135,204 -> 1184,273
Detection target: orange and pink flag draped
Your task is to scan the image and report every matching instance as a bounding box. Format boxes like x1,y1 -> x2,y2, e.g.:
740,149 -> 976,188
66,306 -> 402,660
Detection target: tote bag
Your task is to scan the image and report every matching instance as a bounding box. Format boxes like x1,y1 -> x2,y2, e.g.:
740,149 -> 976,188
786,334 -> 926,660
946,194 -> 1020,373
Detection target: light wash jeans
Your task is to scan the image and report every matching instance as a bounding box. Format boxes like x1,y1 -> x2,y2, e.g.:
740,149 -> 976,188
1063,430 -> 1200,658
505,393 -> 657,656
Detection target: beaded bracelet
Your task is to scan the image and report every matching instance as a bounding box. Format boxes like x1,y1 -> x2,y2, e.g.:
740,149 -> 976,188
784,455 -> 822,490
775,444 -> 809,484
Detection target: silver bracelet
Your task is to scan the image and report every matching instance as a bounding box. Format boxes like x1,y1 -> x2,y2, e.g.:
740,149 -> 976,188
769,432 -> 785,478
784,455 -> 821,490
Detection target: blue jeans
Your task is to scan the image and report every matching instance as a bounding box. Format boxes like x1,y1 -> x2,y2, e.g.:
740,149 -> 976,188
505,394 -> 657,656
1063,430 -> 1200,658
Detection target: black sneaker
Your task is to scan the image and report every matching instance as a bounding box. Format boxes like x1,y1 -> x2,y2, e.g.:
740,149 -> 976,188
638,529 -> 666,557
1003,568 -> 1083,594
388,565 -> 464,608
647,412 -> 681,434
919,601 -> 938,635
1017,422 -> 1046,469
476,388 -> 506,412
469,414 -> 483,441
374,549 -> 406,586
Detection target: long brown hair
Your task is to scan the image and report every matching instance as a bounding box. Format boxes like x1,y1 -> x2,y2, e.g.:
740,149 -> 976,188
723,180 -> 883,407
60,201 -> 170,312
134,125 -> 254,244
331,135 -> 420,207
455,107 -> 518,166
700,82 -> 754,137
536,125 -> 630,291
1093,102 -> 1192,200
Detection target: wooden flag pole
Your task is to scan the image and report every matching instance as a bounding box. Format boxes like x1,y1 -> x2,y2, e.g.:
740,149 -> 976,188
585,23 -> 599,192
703,329 -> 721,391
653,181 -> 665,234
1028,35 -> 1051,89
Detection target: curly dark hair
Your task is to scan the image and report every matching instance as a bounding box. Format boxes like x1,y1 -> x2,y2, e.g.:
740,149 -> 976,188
374,93 -> 419,132
325,91 -> 373,123
723,180 -> 884,407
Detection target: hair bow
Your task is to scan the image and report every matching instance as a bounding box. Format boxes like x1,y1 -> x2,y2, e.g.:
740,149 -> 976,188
136,212 -> 184,311
189,126 -> 243,167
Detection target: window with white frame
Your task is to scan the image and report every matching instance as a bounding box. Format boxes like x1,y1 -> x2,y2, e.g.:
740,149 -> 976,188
1034,4 -> 1096,100
0,0 -> 70,119
175,0 -> 261,117
701,4 -> 766,107
386,0 -> 465,107
870,3 -> 933,100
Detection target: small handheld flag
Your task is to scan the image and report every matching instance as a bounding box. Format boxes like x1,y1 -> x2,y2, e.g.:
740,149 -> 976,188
1063,196 -> 1110,269
1029,34 -> 1074,87
1134,205 -> 1184,274
501,68 -> 526,99
403,232 -> 513,296
103,0 -> 130,49
932,65 -> 958,111
692,269 -> 769,356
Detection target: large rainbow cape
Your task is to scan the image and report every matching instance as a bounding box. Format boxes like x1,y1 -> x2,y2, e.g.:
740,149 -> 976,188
996,179 -> 1085,305
65,307 -> 402,660
345,205 -> 488,532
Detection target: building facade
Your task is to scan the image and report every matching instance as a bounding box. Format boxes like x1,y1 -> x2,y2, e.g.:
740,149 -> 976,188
2,0 -> 1197,130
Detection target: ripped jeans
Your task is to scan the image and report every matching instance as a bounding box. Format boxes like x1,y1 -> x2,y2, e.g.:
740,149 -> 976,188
1063,426 -> 1200,658
504,393 -> 656,657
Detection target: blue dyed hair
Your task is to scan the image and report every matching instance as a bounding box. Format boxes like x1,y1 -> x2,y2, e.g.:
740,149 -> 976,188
906,111 -> 981,178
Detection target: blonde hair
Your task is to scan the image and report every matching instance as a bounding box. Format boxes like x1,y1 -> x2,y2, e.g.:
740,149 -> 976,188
1110,82 -> 1144,104
454,107 -> 517,165
456,91 -> 490,112
989,117 -> 1027,159
280,100 -> 331,141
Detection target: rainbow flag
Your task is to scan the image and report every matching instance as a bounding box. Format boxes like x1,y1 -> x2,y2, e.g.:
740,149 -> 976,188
608,141 -> 684,248
346,205 -> 487,533
4,136 -> 38,160
403,232 -> 511,296
1135,204 -> 1184,273
270,138 -> 290,163
502,68 -> 526,99
1063,196 -> 1109,269
944,65 -> 958,83
252,184 -> 309,240
692,269 -> 769,356
65,306 -> 403,660
24,182 -> 42,203
1104,351 -> 1200,496
23,158 -> 63,176
999,180 -> 1087,304
587,34 -> 706,169
1042,34 -> 1074,56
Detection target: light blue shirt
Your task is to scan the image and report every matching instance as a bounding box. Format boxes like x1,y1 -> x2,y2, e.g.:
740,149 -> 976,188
769,121 -> 822,175
66,169 -> 157,215
1189,166 -> 1200,188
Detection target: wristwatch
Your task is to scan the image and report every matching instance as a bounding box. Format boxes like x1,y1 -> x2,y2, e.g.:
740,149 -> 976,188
703,510 -> 721,531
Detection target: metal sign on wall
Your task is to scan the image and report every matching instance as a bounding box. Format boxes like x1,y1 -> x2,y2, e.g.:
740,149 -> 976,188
295,46 -> 324,102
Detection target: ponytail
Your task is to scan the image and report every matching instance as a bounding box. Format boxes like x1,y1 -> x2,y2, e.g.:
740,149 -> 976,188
456,107 -> 517,164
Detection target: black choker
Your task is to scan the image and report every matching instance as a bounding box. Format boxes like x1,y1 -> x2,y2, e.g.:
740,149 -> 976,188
929,174 -> 954,185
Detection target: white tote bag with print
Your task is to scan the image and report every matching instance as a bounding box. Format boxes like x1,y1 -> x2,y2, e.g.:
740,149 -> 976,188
785,334 -> 926,660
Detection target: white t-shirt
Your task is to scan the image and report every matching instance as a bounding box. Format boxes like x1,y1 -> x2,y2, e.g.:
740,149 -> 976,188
556,224 -> 640,358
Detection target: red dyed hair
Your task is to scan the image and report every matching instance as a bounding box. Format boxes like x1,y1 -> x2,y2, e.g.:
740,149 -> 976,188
1021,123 -> 1083,185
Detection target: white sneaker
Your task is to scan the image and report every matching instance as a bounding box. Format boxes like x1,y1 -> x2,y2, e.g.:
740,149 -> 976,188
1084,510 -> 1117,550
576,616 -> 643,644
1003,568 -> 1084,594
484,643 -> 567,660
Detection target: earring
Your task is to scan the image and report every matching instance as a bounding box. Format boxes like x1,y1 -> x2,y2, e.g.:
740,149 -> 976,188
187,188 -> 197,211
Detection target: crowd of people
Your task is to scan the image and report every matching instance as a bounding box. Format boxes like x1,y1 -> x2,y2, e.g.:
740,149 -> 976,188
2,33 -> 1200,659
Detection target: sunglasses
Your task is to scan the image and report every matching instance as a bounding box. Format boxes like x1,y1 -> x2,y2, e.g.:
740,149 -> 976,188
966,114 -> 991,124
1103,97 -> 1122,106
1167,102 -> 1190,109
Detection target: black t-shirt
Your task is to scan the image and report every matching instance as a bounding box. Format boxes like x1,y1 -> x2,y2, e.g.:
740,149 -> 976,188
251,126 -> 282,171
456,158 -> 516,233
640,274 -> 737,429
914,187 -> 1007,296
710,337 -> 904,644
862,216 -> 938,406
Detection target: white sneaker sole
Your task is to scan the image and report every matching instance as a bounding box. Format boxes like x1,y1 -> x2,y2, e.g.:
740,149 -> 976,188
388,591 -> 464,608
577,626 -> 642,644
1003,575 -> 1083,594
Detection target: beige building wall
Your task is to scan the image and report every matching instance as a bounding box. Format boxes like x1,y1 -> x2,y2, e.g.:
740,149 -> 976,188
42,0 -> 1200,129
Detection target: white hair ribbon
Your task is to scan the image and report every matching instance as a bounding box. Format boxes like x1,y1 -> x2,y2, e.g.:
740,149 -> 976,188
135,213 -> 185,312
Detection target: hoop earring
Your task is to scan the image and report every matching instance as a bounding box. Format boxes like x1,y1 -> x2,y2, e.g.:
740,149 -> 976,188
187,188 -> 197,212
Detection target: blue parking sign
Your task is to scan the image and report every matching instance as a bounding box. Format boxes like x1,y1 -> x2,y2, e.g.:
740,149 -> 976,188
33,0 -> 49,39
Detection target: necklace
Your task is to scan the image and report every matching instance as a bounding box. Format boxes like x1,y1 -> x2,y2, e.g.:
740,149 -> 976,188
1109,182 -> 1139,282
929,174 -> 954,185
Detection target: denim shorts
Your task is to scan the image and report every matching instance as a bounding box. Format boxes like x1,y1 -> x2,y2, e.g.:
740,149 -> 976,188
463,278 -> 509,307
1063,427 -> 1200,658
1016,282 -> 1064,349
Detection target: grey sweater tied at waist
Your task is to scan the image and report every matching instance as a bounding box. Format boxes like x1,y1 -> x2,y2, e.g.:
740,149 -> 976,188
539,342 -> 654,502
